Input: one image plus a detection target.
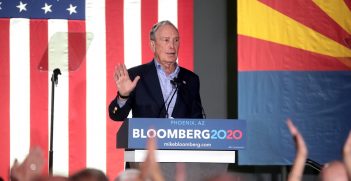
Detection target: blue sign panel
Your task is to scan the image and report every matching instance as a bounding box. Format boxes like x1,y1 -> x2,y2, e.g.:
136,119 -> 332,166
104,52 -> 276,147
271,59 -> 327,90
127,118 -> 246,150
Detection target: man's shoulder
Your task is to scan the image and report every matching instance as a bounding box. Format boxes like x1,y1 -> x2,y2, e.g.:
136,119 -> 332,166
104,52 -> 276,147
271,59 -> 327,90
128,61 -> 154,75
179,66 -> 199,79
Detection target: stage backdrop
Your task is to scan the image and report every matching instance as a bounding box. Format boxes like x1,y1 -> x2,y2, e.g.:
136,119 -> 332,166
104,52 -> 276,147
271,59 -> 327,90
238,0 -> 351,165
0,0 -> 193,179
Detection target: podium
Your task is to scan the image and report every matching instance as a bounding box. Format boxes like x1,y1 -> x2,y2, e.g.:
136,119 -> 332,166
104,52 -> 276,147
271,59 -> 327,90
117,118 -> 246,164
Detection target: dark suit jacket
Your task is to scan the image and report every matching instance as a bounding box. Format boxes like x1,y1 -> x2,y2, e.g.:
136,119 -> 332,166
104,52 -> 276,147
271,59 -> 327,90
109,60 -> 203,121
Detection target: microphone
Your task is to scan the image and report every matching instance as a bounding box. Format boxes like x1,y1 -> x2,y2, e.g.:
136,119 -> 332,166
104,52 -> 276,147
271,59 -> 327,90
170,77 -> 183,87
165,77 -> 182,118
158,77 -> 181,118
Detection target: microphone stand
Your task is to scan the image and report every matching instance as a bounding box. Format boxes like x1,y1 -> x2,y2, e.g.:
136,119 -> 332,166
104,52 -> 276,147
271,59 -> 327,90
49,68 -> 61,175
165,83 -> 179,118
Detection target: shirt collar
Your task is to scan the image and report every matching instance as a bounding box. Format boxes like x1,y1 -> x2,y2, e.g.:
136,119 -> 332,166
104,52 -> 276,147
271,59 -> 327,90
154,59 -> 180,78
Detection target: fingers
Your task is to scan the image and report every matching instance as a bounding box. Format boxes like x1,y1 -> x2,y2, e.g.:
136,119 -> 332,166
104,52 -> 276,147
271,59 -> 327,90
123,64 -> 129,77
119,64 -> 125,77
132,76 -> 141,87
286,119 -> 307,155
113,65 -> 119,82
286,118 -> 297,136
114,64 -> 127,81
113,64 -> 140,96
175,163 -> 186,181
287,118 -> 307,181
343,131 -> 351,177
344,131 -> 351,156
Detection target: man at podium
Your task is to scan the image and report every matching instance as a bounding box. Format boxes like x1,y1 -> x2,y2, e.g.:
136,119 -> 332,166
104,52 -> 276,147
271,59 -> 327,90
109,20 -> 203,120
109,20 -> 226,181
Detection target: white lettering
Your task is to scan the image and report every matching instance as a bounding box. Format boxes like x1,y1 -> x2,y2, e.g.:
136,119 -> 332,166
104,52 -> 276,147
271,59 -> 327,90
202,130 -> 210,139
179,129 -> 186,139
157,129 -> 167,139
186,129 -> 193,139
147,129 -> 156,138
194,130 -> 201,139
133,129 -> 140,138
167,129 -> 177,138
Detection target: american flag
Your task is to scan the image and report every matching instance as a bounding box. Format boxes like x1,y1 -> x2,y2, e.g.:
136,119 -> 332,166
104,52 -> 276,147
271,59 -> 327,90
0,0 -> 194,179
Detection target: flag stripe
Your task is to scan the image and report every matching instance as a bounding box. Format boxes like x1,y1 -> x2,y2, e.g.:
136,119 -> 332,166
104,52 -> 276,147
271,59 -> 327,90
238,0 -> 351,58
30,19 -> 49,174
0,19 -> 10,179
158,0 -> 178,27
68,20 -> 87,174
313,0 -> 351,35
238,35 -> 351,71
141,0 -> 158,64
124,0 -> 142,68
86,0 -> 107,172
48,19 -> 69,175
10,18 -> 31,165
178,0 -> 194,70
105,0 -> 125,179
259,0 -> 351,48
345,0 -> 351,11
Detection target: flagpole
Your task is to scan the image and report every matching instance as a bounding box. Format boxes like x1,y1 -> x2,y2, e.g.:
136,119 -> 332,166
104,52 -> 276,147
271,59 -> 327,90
49,68 -> 61,175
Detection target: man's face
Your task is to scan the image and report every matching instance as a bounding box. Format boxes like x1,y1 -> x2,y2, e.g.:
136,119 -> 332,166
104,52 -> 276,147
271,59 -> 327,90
151,24 -> 179,65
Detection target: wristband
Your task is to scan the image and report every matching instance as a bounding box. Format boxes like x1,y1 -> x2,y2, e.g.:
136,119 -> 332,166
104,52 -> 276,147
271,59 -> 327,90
118,92 -> 129,99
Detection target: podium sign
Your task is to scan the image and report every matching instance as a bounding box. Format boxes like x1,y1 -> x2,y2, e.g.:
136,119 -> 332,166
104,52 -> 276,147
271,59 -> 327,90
117,118 -> 246,150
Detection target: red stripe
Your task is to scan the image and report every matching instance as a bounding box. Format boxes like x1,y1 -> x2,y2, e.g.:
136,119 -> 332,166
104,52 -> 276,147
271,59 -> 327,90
178,0 -> 194,71
259,0 -> 351,48
30,20 -> 49,175
238,35 -> 351,71
345,0 -> 351,11
68,20 -> 87,175
0,19 -> 10,180
141,0 -> 158,64
106,0 -> 125,179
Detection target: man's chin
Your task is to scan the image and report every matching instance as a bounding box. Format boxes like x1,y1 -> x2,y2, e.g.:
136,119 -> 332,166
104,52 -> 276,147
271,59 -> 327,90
163,58 -> 177,64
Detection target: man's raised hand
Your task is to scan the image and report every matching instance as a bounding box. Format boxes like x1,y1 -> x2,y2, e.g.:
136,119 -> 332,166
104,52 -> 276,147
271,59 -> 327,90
114,64 -> 140,97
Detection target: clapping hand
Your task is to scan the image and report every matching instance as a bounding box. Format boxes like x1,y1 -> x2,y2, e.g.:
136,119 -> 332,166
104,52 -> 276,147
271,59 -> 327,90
343,131 -> 351,179
287,119 -> 308,181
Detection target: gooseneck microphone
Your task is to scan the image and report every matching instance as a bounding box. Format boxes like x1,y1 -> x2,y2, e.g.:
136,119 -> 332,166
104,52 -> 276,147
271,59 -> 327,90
158,77 -> 206,119
158,77 -> 180,118
165,78 -> 181,118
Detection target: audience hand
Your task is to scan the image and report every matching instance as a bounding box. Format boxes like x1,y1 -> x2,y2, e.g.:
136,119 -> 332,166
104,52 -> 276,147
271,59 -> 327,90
175,163 -> 186,181
114,63 -> 140,97
139,137 -> 164,181
286,119 -> 307,181
10,147 -> 45,181
343,131 -> 351,179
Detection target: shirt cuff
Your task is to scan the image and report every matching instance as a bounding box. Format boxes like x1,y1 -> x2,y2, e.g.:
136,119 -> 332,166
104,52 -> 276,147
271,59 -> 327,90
117,97 -> 127,108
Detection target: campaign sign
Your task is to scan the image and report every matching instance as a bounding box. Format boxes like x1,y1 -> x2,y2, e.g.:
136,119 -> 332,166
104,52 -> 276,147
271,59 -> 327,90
117,118 -> 246,150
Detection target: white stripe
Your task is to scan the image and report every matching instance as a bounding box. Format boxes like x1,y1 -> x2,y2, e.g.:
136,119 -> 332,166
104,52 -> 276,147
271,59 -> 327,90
85,0 -> 107,172
158,0 -> 178,27
10,18 -> 30,165
48,20 -> 69,176
124,0 -> 142,68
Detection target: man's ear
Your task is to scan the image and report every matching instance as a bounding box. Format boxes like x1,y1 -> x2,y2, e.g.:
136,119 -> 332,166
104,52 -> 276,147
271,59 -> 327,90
150,41 -> 155,52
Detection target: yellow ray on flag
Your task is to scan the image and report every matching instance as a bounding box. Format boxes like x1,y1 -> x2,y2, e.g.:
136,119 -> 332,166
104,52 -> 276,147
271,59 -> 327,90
238,0 -> 351,58
313,0 -> 351,35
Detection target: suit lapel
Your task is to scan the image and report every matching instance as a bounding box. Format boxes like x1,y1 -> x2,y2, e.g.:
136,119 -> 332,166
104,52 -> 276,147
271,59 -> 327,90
172,68 -> 185,118
142,60 -> 165,113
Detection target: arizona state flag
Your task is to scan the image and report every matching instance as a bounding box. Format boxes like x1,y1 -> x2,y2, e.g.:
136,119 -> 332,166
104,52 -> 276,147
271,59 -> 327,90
238,0 -> 351,164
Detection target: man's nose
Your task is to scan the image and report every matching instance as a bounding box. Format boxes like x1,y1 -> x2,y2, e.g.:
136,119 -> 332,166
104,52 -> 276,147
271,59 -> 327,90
169,41 -> 176,49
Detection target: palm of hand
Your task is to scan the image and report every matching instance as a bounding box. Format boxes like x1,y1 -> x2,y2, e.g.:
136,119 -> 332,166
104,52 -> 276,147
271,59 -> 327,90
114,64 -> 140,96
